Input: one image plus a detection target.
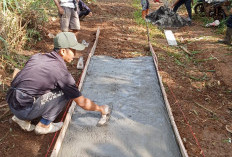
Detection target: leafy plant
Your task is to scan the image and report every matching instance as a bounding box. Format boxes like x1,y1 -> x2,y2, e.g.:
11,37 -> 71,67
0,0 -> 55,75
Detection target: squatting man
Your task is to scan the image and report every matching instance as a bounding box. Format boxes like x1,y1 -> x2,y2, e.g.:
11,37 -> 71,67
6,32 -> 112,134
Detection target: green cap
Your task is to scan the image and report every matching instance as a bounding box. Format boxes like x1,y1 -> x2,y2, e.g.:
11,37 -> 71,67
54,32 -> 85,51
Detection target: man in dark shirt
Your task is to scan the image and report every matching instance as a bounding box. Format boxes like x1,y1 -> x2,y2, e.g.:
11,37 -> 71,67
78,0 -> 92,21
6,32 -> 111,134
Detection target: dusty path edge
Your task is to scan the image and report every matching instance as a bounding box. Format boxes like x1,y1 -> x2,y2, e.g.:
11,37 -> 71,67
50,27 -> 100,157
149,43 -> 189,157
146,19 -> 188,156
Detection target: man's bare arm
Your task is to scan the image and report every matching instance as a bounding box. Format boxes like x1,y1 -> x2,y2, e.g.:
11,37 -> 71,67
53,0 -> 64,15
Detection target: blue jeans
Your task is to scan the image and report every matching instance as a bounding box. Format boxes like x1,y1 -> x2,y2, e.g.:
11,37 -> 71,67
173,0 -> 192,19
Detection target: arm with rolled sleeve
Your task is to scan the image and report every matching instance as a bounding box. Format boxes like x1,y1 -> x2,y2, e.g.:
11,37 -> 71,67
57,73 -> 81,99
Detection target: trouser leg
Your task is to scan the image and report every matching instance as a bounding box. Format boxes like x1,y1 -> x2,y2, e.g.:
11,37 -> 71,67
142,10 -> 147,19
224,27 -> 232,43
173,0 -> 185,12
79,10 -> 90,18
60,7 -> 71,32
141,0 -> 149,19
185,0 -> 192,19
146,9 -> 149,15
26,90 -> 69,122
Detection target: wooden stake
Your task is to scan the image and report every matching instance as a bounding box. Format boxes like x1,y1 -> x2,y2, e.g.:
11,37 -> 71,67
0,108 -> 10,120
0,104 -> 8,108
179,46 -> 192,55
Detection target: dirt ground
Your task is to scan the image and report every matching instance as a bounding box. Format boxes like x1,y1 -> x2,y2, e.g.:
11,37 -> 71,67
0,0 -> 232,156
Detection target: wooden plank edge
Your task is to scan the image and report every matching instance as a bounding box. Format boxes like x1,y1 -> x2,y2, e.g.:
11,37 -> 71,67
149,42 -> 189,157
78,27 -> 100,91
50,27 -> 101,157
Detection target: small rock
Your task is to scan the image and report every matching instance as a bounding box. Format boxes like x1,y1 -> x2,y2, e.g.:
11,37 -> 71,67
183,138 -> 187,142
48,33 -> 55,39
51,17 -> 56,21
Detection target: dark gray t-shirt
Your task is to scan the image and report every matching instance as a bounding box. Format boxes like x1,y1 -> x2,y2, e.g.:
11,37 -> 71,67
7,51 -> 81,110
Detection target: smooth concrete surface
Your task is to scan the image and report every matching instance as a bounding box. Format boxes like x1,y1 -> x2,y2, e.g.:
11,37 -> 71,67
58,56 -> 182,157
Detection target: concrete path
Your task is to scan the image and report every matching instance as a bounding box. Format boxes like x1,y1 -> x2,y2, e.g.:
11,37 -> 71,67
58,56 -> 182,157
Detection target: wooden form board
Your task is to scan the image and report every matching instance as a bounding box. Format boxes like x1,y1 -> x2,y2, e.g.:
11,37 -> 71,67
149,42 -> 189,157
164,30 -> 178,46
50,27 -> 100,157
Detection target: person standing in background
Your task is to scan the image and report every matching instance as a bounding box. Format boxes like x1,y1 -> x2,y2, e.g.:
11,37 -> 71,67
141,0 -> 158,19
54,0 -> 80,32
172,0 -> 193,23
78,0 -> 92,21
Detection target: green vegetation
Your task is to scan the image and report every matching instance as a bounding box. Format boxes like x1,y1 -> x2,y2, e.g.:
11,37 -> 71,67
0,0 -> 55,71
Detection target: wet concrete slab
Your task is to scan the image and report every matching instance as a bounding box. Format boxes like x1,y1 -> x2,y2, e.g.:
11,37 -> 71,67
58,56 -> 182,157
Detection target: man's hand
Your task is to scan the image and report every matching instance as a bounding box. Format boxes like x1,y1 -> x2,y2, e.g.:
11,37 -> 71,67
58,7 -> 64,15
171,4 -> 175,9
53,0 -> 64,15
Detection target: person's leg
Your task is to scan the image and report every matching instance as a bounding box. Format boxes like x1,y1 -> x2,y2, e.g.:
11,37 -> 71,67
146,0 -> 149,16
224,27 -> 232,44
173,0 -> 185,13
69,8 -> 80,32
141,0 -> 149,19
25,90 -> 69,134
7,88 -> 36,131
218,27 -> 232,45
185,0 -> 192,20
79,9 -> 90,20
60,7 -> 71,32
27,90 -> 69,121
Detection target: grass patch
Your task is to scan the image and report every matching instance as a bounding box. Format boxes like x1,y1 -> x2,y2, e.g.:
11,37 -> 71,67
189,73 -> 208,81
175,59 -> 186,67
1,51 -> 29,72
193,56 -> 217,63
191,50 -> 203,55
